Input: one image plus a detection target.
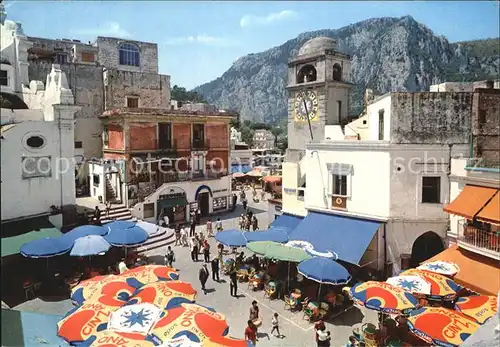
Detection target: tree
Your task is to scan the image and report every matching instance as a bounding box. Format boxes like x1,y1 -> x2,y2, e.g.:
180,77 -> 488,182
171,85 -> 207,103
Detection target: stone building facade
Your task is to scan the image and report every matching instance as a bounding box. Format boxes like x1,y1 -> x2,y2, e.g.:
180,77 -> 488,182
471,88 -> 500,163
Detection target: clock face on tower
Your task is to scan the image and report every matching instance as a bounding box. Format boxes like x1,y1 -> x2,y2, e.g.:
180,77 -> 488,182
294,90 -> 318,122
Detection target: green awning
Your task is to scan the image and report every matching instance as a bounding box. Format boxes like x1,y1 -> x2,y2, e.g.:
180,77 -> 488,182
1,217 -> 62,257
246,241 -> 312,262
158,198 -> 188,209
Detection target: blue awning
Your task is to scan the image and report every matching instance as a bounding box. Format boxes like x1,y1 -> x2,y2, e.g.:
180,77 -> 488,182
288,212 -> 380,265
270,213 -> 304,234
231,164 -> 252,174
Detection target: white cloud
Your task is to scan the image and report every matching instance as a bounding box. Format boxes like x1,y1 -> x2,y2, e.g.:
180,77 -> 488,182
240,10 -> 298,28
165,34 -> 235,46
74,21 -> 131,38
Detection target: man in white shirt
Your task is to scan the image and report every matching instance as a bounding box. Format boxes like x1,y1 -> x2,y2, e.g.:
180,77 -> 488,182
118,258 -> 128,274
180,226 -> 188,246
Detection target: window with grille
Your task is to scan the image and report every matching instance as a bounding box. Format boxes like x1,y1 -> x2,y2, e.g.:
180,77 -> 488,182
0,70 -> 8,86
119,43 -> 140,67
55,54 -> 68,65
74,141 -> 83,149
332,174 -> 347,196
127,97 -> 139,108
421,176 -> 441,203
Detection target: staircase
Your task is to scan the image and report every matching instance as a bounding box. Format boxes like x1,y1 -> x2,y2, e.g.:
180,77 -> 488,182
105,178 -> 119,203
134,228 -> 176,254
87,204 -> 134,224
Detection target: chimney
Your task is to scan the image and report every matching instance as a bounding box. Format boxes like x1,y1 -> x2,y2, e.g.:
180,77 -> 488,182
364,89 -> 374,107
485,80 -> 494,89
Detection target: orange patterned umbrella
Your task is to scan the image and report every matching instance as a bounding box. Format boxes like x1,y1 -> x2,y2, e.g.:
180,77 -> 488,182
407,306 -> 480,346
455,295 -> 498,324
87,331 -> 155,347
349,281 -> 418,314
57,301 -> 118,344
121,265 -> 180,287
126,281 -> 197,310
401,269 -> 462,301
71,275 -> 137,307
147,303 -> 229,344
205,336 -> 253,346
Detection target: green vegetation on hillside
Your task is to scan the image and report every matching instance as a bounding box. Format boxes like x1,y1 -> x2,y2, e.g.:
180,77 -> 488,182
456,38 -> 500,57
231,119 -> 288,151
171,85 -> 207,103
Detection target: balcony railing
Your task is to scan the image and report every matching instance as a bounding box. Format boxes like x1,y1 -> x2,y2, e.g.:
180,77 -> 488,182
457,222 -> 500,260
465,158 -> 500,172
158,139 -> 177,151
154,170 -> 228,185
191,138 -> 210,150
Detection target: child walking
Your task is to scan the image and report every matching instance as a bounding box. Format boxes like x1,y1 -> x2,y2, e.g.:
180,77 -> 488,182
271,312 -> 281,338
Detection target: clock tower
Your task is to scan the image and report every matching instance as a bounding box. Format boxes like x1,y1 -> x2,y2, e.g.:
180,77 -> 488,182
286,37 -> 353,158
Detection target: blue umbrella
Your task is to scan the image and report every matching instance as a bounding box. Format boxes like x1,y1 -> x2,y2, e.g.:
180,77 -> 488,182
60,225 -> 108,244
215,229 -> 247,247
70,235 -> 111,256
244,230 -> 289,243
104,226 -> 149,246
104,221 -> 136,232
20,237 -> 72,258
298,257 -> 351,285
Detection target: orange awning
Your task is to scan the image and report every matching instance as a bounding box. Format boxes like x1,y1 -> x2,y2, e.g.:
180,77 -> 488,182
264,176 -> 282,183
443,185 -> 498,219
476,191 -> 500,225
426,245 -> 500,295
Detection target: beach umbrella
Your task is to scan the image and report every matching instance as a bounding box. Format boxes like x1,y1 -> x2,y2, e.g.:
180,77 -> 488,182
70,275 -> 137,306
104,220 -> 136,232
204,336 -> 253,346
57,301 -> 119,344
243,230 -> 289,243
298,257 -> 351,285
86,331 -> 156,347
215,229 -> 247,247
455,295 -> 498,324
401,269 -> 463,301
20,237 -> 72,258
70,235 -> 111,257
407,306 -> 480,347
127,281 -> 197,310
121,265 -> 180,288
159,336 -> 201,346
349,281 -> 418,315
104,225 -> 149,246
136,221 -> 161,237
147,303 -> 229,344
417,261 -> 460,277
60,225 -> 108,244
232,172 -> 246,179
386,275 -> 432,296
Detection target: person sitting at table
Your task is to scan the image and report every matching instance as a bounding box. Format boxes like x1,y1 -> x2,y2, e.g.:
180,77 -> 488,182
345,335 -> 359,347
235,252 -> 245,265
118,258 -> 128,274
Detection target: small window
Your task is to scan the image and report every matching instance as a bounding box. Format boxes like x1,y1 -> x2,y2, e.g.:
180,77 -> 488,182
0,70 -> 7,86
26,135 -> 45,149
332,174 -> 347,196
81,52 -> 95,62
422,176 -> 441,203
378,109 -> 385,141
143,203 -> 155,218
74,141 -> 83,149
332,63 -> 342,81
362,120 -> 367,125
127,97 -> 139,108
93,174 -> 100,187
478,110 -> 486,125
119,43 -> 140,67
55,54 -> 68,65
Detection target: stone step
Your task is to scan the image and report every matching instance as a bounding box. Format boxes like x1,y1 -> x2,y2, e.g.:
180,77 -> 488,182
135,228 -> 176,254
100,215 -> 135,224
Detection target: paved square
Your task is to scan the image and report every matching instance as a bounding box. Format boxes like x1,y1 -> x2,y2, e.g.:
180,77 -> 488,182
13,194 -> 377,346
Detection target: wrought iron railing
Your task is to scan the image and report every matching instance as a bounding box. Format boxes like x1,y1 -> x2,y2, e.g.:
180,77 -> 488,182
466,158 -> 500,171
458,222 -> 500,258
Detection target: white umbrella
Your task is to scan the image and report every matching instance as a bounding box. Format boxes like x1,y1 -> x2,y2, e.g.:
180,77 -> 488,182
386,275 -> 431,295
136,220 -> 161,237
70,235 -> 111,257
417,261 -> 460,276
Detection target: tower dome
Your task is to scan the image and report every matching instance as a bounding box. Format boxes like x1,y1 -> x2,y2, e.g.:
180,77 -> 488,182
298,37 -> 337,56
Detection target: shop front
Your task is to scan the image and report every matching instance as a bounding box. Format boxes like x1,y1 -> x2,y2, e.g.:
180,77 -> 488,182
157,188 -> 189,225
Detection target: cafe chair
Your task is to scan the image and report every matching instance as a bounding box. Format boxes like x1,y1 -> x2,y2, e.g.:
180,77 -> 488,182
284,295 -> 294,310
318,302 -> 330,320
302,304 -> 316,321
264,283 -> 277,300
23,281 -> 36,301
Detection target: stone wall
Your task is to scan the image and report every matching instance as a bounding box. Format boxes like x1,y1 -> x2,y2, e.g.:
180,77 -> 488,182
104,69 -> 170,109
472,89 -> 500,162
390,92 -> 472,144
173,123 -> 191,150
96,37 -> 158,74
205,123 -> 228,149
108,124 -> 124,150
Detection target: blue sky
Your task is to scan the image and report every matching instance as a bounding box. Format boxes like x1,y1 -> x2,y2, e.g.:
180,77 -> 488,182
6,1 -> 500,89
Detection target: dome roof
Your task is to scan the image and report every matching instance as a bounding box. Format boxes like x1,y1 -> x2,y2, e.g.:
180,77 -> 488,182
298,37 -> 337,56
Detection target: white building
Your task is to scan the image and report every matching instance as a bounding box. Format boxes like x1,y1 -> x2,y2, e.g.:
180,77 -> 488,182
252,129 -> 275,150
1,64 -> 79,227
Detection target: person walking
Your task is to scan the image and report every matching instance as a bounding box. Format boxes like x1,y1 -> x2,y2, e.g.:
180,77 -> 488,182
238,214 -> 245,230
242,198 -> 247,210
211,256 -> 220,282
215,217 -> 223,233
174,225 -> 181,246
229,266 -> 238,297
105,201 -> 112,218
202,239 -> 211,263
270,312 -> 281,338
245,320 -> 258,346
252,216 -> 259,231
190,237 -> 199,262
199,264 -> 209,294
165,246 -> 175,268
249,301 -> 261,329
180,225 -> 188,246
196,209 -> 201,225
232,193 -> 237,211
94,206 -> 102,225
206,218 -> 213,237
189,216 -> 196,237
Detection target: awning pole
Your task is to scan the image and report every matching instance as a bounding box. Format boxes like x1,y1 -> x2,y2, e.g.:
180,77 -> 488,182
287,261 -> 290,293
317,283 -> 322,301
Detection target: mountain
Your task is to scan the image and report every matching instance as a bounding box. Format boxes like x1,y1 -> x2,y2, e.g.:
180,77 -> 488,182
193,16 -> 499,123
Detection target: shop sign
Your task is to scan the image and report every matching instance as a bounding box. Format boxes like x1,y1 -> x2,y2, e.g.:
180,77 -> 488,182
213,188 -> 228,194
159,192 -> 186,200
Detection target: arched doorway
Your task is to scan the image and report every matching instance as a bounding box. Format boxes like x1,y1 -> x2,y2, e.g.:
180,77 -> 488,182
410,231 -> 444,268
